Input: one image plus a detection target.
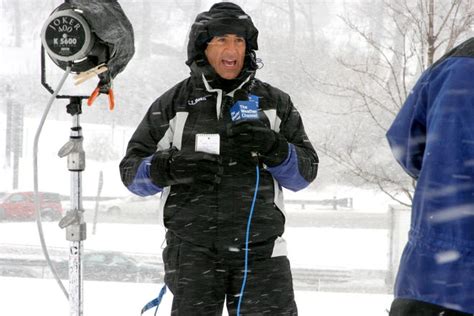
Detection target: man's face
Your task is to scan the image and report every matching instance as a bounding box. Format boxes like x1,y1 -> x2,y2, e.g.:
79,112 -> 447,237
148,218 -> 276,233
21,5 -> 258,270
205,34 -> 246,80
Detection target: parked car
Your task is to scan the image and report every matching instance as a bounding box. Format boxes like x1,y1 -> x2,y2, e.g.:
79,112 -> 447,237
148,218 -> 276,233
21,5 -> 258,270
96,195 -> 161,216
0,265 -> 40,279
56,250 -> 163,283
0,191 -> 63,221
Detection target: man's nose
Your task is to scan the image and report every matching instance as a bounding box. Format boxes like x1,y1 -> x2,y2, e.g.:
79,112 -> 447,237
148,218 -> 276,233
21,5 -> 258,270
224,40 -> 239,51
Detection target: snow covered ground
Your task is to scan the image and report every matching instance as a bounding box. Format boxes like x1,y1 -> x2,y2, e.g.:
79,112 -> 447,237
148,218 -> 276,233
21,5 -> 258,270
0,223 -> 390,270
1,115 -> 397,315
0,221 -> 394,315
0,276 -> 393,316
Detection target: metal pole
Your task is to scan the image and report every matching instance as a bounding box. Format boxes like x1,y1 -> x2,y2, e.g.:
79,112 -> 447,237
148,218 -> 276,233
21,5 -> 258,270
58,99 -> 86,316
5,85 -> 12,168
92,171 -> 104,235
69,114 -> 85,316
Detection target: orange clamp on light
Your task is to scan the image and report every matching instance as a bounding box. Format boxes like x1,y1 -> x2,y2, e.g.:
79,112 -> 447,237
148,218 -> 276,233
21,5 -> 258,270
87,86 -> 115,111
108,88 -> 115,111
87,87 -> 100,106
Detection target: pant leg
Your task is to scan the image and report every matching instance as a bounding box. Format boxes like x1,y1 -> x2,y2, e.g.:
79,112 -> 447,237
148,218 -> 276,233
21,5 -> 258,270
226,256 -> 297,316
389,298 -> 472,316
163,231 -> 226,316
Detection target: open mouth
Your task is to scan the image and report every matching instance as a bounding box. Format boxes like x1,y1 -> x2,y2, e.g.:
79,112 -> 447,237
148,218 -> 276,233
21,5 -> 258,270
222,59 -> 237,67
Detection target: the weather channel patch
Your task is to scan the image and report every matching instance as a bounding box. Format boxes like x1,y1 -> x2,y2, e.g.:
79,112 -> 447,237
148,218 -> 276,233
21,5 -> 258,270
230,101 -> 259,122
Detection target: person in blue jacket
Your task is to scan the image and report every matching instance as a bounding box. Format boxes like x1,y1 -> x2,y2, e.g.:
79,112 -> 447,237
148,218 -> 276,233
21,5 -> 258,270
386,38 -> 474,315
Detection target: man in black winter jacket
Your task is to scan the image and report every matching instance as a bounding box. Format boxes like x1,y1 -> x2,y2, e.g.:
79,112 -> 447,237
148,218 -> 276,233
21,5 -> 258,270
120,2 -> 318,315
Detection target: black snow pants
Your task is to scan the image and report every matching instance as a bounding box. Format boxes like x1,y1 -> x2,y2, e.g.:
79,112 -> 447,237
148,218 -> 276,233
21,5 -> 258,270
162,231 -> 298,316
389,298 -> 473,316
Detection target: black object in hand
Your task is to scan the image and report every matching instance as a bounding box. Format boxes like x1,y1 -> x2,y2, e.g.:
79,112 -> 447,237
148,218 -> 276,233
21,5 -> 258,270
227,120 -> 276,154
227,120 -> 289,166
150,147 -> 223,186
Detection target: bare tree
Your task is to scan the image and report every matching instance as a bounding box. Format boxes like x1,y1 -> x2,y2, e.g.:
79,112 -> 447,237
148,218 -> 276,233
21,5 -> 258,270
138,1 -> 152,59
308,0 -> 474,205
13,0 -> 21,47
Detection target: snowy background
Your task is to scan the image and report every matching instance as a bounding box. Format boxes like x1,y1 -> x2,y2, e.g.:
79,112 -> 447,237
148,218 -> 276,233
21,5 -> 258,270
0,113 -> 398,315
2,0 -> 472,315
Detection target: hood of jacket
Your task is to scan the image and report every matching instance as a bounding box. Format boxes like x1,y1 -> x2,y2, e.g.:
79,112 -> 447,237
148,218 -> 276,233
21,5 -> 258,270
186,2 -> 259,91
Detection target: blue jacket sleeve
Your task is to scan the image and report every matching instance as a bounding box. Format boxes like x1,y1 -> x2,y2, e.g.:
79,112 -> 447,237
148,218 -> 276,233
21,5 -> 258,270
120,94 -> 174,197
386,72 -> 429,179
266,144 -> 310,191
126,156 -> 163,196
265,95 -> 318,191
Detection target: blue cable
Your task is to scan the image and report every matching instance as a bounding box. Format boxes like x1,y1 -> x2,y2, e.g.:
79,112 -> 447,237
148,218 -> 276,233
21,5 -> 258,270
237,165 -> 260,316
141,284 -> 167,315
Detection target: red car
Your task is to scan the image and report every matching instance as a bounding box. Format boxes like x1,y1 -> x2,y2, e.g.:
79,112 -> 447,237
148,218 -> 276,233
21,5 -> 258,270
0,192 -> 63,221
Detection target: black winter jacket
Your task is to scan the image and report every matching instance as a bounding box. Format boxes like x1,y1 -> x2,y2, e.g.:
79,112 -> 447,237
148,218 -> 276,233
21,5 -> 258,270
120,69 -> 318,252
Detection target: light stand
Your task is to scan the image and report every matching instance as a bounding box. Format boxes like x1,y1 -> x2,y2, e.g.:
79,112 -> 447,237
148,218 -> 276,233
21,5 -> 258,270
58,97 -> 87,316
40,4 -> 109,315
42,45 -> 88,316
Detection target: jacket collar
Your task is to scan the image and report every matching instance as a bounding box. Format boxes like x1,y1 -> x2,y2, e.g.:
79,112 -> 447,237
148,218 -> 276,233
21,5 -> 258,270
188,62 -> 254,119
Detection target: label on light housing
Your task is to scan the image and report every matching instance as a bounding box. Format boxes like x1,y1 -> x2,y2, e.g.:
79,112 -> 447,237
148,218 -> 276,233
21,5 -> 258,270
41,9 -> 94,62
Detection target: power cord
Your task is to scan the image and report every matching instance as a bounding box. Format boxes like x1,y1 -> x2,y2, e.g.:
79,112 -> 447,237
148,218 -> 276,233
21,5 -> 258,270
237,164 -> 260,315
33,66 -> 71,299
